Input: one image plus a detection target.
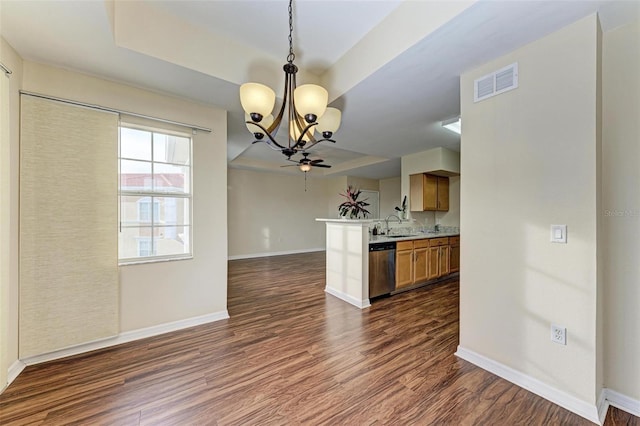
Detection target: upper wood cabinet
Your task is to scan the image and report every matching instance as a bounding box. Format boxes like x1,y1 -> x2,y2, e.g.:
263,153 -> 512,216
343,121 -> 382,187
410,173 -> 449,212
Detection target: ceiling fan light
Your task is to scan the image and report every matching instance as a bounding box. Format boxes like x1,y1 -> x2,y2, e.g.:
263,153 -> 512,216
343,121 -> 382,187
316,107 -> 341,136
294,84 -> 328,123
240,83 -> 276,120
299,163 -> 311,172
245,113 -> 273,135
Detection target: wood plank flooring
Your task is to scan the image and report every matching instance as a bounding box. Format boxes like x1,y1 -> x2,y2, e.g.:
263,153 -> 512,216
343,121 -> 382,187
1,251 -> 638,425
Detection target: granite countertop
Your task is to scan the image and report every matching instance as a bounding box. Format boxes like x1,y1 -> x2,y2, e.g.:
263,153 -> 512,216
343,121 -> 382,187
369,231 -> 460,244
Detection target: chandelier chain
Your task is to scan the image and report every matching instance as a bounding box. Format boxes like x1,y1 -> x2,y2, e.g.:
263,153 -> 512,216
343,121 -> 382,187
287,0 -> 295,63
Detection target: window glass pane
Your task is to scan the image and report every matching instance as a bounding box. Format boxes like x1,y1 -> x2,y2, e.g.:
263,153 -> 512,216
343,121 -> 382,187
120,159 -> 152,192
154,163 -> 190,194
118,227 -> 154,259
155,197 -> 190,225
121,196 -> 149,225
120,127 -> 151,161
156,226 -> 190,256
154,133 -> 190,165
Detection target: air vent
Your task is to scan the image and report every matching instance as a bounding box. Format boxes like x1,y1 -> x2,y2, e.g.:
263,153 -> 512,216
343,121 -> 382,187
474,62 -> 518,102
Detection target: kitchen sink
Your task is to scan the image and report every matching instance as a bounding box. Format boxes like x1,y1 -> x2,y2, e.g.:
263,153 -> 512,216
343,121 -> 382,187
386,234 -> 417,238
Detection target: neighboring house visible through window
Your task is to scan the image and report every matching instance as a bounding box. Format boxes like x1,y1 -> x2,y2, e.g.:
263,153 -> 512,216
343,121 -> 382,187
118,124 -> 192,263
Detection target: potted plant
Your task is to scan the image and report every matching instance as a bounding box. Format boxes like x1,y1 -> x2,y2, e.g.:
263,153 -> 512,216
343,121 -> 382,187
394,195 -> 408,220
338,186 -> 370,219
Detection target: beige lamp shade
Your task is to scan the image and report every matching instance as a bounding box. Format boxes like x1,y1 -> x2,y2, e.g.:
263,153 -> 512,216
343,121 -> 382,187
299,163 -> 311,172
294,84 -> 328,120
290,120 -> 313,142
245,113 -> 273,134
240,83 -> 276,118
316,107 -> 342,135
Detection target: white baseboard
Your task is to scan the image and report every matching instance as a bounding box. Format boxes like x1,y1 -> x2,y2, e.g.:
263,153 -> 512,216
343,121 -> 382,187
604,388 -> 640,418
21,310 -> 230,366
1,359 -> 27,393
597,388 -> 609,425
228,248 -> 324,260
455,346 -> 601,425
325,287 -> 371,309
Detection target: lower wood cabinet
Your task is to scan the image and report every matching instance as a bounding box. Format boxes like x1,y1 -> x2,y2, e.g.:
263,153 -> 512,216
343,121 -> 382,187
413,239 -> 429,283
395,241 -> 414,289
427,237 -> 450,280
449,236 -> 460,273
396,237 -> 453,289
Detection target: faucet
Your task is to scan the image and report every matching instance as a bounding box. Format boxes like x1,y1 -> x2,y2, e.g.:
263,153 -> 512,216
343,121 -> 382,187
384,214 -> 402,235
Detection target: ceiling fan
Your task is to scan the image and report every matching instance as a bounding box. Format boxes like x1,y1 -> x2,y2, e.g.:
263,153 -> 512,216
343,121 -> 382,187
281,152 -> 332,172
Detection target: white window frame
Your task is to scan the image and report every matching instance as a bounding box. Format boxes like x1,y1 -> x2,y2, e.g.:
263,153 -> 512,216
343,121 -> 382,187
118,123 -> 193,265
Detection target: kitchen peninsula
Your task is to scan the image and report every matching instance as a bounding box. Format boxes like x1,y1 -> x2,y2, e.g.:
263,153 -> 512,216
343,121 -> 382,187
316,218 -> 459,309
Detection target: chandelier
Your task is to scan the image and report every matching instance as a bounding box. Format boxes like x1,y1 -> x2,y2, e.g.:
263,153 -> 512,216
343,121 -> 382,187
239,0 -> 341,159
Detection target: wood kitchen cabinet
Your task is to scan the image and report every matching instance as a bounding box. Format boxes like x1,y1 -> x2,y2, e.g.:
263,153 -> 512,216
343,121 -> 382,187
395,241 -> 414,289
396,239 -> 436,289
449,236 -> 460,273
413,239 -> 429,283
427,237 -> 450,280
395,236 -> 457,290
410,173 -> 449,212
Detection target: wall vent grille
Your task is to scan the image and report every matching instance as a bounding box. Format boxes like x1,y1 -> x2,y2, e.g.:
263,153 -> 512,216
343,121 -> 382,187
474,62 -> 518,102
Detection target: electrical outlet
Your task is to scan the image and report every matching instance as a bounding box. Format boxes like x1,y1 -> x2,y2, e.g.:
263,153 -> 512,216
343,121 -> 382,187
551,324 -> 566,345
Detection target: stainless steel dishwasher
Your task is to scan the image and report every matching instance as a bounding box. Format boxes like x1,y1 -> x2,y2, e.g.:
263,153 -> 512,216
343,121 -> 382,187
369,242 -> 396,298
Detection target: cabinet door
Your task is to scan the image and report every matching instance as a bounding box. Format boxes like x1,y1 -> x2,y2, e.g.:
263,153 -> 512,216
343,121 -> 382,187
413,247 -> 428,283
410,174 -> 424,212
449,243 -> 460,273
423,174 -> 438,210
439,246 -> 450,276
427,246 -> 440,280
396,250 -> 414,289
437,176 -> 449,211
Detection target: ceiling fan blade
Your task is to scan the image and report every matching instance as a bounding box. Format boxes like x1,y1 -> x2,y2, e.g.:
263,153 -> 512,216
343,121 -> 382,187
280,164 -> 298,168
314,164 -> 332,168
310,159 -> 324,164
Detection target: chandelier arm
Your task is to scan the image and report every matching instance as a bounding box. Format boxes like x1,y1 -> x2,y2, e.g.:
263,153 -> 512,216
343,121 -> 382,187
302,138 -> 336,151
252,139 -> 290,152
291,122 -> 318,151
245,121 -> 287,149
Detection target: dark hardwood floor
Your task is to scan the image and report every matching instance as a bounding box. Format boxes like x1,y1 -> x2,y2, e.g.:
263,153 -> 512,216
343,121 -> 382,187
1,251 -> 637,425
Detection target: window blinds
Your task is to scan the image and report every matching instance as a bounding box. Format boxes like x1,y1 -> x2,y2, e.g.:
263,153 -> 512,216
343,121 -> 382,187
19,95 -> 119,358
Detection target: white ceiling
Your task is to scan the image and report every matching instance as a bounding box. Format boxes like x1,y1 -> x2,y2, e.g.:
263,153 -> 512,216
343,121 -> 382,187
1,0 -> 638,180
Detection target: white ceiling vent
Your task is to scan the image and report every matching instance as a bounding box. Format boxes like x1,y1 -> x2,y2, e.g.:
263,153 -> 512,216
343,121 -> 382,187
474,62 -> 518,102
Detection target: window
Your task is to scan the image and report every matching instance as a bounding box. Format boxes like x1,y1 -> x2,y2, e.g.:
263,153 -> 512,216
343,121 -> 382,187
118,125 -> 192,263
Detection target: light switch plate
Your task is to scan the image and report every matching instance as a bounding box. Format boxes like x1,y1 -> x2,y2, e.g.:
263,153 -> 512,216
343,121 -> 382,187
550,225 -> 567,243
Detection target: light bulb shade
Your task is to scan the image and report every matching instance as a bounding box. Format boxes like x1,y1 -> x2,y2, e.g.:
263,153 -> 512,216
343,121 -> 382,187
240,83 -> 275,118
245,113 -> 273,134
289,120 -> 313,142
294,84 -> 328,121
316,107 -> 341,135
300,164 -> 311,172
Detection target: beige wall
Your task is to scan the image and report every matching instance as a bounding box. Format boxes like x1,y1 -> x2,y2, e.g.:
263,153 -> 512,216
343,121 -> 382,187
460,13 -> 601,407
401,147 -> 461,227
347,176 -> 379,191
379,176 -> 401,219
602,20 -> 640,401
228,168 -> 328,258
0,37 -> 23,390
21,61 -> 228,333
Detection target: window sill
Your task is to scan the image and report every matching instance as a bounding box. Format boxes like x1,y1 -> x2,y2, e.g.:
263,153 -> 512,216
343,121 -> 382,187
119,255 -> 193,267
